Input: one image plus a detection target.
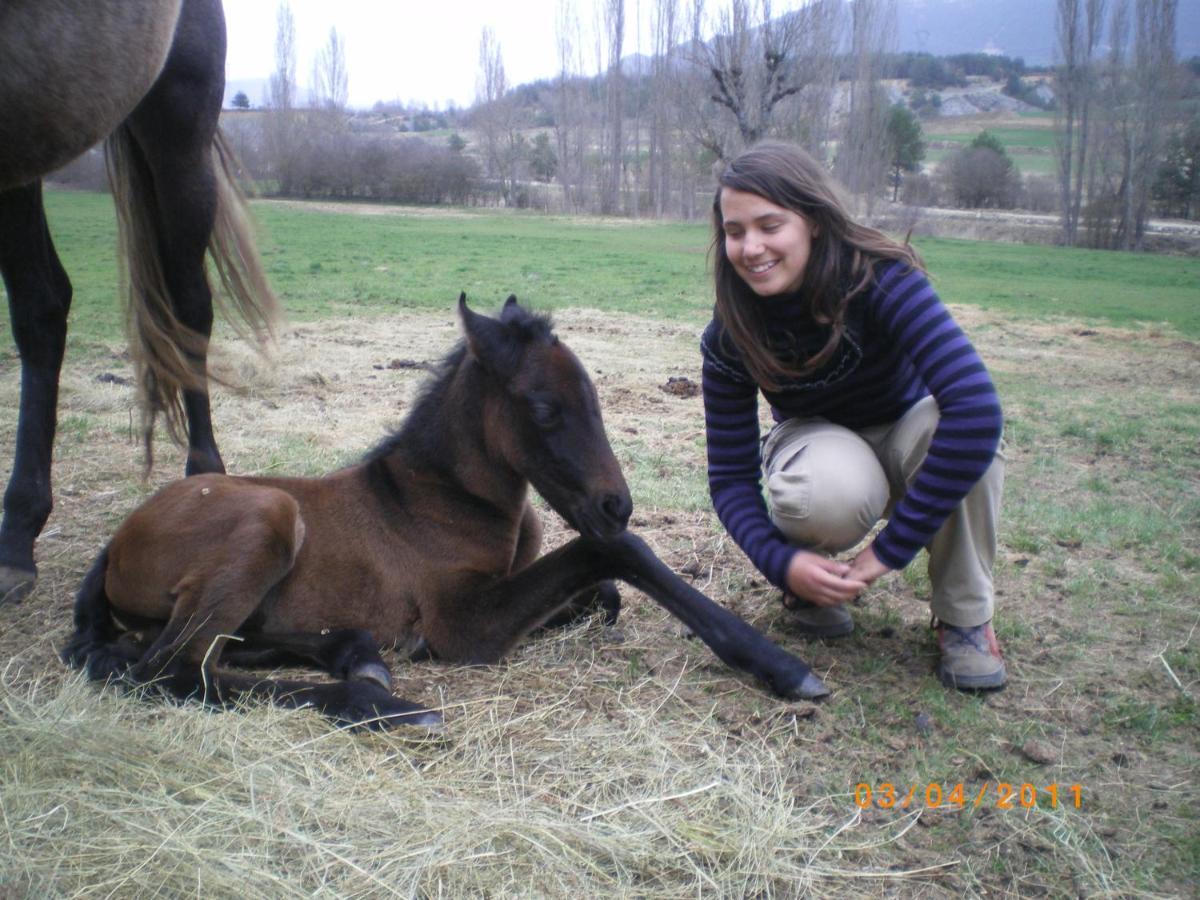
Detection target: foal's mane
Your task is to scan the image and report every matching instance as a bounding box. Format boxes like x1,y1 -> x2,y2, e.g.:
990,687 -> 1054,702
363,302 -> 556,468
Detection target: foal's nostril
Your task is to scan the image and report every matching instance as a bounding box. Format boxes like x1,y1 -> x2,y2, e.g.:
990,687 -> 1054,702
602,493 -> 632,527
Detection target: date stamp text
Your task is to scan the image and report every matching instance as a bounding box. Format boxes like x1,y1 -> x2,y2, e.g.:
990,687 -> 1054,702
854,782 -> 1083,811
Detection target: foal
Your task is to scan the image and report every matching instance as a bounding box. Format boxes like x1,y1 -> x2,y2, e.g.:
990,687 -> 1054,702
64,297 -> 828,727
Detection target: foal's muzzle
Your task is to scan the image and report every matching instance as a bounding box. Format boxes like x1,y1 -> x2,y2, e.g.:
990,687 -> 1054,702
574,491 -> 633,541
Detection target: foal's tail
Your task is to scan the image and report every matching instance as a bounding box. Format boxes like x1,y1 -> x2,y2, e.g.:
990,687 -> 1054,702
105,126 -> 280,465
60,546 -> 136,681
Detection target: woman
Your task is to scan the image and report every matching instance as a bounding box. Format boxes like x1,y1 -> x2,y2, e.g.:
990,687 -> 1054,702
701,142 -> 1006,691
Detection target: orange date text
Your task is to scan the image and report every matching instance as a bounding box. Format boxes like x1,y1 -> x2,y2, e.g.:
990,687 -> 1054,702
853,782 -> 1083,811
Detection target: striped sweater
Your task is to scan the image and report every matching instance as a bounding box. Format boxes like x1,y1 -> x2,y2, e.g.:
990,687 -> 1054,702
701,260 -> 1003,589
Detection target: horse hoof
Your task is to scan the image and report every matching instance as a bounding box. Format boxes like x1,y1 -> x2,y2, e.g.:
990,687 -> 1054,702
0,566 -> 37,606
350,660 -> 393,692
792,671 -> 831,701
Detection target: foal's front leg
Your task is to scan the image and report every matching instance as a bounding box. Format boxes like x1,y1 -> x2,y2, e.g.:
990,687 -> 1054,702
428,533 -> 827,700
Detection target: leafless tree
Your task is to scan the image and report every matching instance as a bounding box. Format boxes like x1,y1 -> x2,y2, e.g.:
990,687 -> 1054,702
835,0 -> 895,214
1124,0 -> 1178,248
648,0 -> 682,216
1073,0 -> 1178,249
680,0 -> 841,162
1054,0 -> 1106,245
602,0 -> 626,213
265,1 -> 299,195
311,26 -> 349,112
475,27 -> 525,205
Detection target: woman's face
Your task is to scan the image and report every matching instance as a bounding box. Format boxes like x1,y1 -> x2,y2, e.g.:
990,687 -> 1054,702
719,188 -> 816,297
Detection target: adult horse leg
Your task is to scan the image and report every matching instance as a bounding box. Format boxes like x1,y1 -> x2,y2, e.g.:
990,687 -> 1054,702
424,532 -> 828,700
0,182 -> 70,604
111,0 -> 276,476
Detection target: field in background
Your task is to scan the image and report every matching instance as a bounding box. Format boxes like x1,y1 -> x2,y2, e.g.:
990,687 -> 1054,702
922,112 -> 1058,177
1,191 -> 1197,896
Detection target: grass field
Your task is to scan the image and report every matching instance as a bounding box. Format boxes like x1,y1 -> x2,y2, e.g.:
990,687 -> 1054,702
1,190 -> 1197,896
921,119 -> 1058,177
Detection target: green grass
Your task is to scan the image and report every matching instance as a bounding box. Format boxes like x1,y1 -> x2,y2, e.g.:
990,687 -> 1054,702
925,123 -> 1059,175
919,238 -> 1200,336
933,127 -> 1058,151
15,190 -> 1200,364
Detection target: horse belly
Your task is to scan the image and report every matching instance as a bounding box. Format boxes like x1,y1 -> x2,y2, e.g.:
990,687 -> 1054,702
0,0 -> 183,188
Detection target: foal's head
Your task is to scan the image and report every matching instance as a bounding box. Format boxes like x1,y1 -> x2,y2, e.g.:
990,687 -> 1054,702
460,294 -> 632,541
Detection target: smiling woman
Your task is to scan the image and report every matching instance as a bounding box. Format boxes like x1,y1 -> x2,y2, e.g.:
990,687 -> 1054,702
701,141 -> 1008,693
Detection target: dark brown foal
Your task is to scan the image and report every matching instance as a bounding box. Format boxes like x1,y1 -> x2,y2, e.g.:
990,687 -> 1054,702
63,296 -> 828,728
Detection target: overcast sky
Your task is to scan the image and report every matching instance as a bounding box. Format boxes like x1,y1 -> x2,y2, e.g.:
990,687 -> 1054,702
224,0 -> 815,110
226,0 -> 603,110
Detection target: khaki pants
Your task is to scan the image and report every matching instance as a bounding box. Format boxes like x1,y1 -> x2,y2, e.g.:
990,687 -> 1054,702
761,396 -> 1004,627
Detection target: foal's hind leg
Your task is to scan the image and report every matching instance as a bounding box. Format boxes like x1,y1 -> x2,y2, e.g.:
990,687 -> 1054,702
0,182 -> 71,604
119,495 -> 435,728
120,0 -> 228,476
222,629 -> 393,691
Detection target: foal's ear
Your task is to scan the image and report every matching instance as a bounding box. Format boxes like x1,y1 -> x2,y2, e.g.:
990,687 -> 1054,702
499,294 -> 521,322
459,292 -> 516,379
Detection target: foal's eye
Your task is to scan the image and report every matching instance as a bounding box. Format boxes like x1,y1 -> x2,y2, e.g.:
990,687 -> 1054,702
531,400 -> 562,429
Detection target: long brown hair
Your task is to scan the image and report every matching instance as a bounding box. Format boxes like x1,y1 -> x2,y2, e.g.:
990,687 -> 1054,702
711,142 -> 922,390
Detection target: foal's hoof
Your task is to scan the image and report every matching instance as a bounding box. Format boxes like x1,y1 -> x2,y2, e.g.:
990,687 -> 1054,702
775,670 -> 831,701
0,565 -> 36,606
347,698 -> 443,732
350,660 -> 393,692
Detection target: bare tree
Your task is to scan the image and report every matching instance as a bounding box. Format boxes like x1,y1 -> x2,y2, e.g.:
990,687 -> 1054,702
311,26 -> 349,111
649,0 -> 682,216
475,27 -> 524,205
265,1 -> 299,194
684,0 -> 842,161
1125,0 -> 1178,248
1073,0 -> 1178,249
554,0 -> 590,212
836,0 -> 895,213
1054,0 -> 1106,245
603,0 -> 626,214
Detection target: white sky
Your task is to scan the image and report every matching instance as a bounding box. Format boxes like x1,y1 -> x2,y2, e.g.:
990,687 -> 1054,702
224,0 -> 814,110
226,0 -> 603,110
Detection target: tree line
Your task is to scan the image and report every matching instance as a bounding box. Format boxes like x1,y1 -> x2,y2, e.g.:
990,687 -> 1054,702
198,1 -> 1200,251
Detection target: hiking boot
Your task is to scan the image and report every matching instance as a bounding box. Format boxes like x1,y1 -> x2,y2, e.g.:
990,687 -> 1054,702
935,620 -> 1006,691
780,593 -> 854,638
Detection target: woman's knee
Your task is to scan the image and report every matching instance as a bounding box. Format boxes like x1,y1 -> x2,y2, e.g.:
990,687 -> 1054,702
765,428 -> 889,553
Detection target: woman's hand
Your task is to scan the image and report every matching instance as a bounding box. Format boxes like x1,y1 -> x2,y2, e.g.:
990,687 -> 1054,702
846,544 -> 891,587
785,550 -> 866,607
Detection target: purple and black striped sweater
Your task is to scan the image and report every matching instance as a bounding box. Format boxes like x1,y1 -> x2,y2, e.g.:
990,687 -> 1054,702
700,260 -> 1003,590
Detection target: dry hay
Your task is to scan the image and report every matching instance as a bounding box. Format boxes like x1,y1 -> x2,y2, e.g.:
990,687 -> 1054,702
1,305 -> 1197,896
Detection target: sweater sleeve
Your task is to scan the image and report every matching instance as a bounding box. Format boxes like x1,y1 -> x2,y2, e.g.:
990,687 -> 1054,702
869,265 -> 1004,570
700,320 -> 799,590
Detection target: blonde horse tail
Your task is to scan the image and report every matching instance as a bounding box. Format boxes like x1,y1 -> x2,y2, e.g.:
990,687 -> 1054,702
104,125 -> 280,470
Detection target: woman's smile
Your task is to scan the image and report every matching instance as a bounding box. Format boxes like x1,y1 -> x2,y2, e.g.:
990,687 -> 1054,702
720,188 -> 816,297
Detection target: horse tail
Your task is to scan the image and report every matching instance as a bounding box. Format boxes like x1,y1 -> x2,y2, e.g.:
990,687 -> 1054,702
104,124 -> 280,467
60,546 -> 132,682
207,128 -> 280,366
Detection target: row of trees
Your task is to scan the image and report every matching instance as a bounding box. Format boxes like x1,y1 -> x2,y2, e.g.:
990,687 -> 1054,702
233,0 -> 1195,247
1054,0 -> 1190,249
